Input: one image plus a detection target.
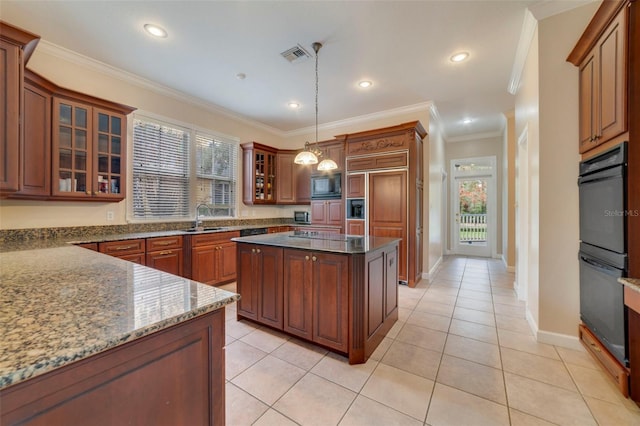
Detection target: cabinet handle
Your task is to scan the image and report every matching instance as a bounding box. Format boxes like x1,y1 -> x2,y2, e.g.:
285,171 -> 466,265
305,255 -> 310,260
86,191 -> 91,195
158,250 -> 172,256
113,244 -> 138,251
590,342 -> 601,352
154,240 -> 176,246
312,256 -> 317,262
93,191 -> 98,195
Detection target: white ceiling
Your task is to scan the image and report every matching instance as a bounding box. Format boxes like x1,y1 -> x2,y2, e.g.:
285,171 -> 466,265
0,1 -> 586,140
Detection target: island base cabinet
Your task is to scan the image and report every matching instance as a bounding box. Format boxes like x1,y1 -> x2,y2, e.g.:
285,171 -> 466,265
0,309 -> 226,426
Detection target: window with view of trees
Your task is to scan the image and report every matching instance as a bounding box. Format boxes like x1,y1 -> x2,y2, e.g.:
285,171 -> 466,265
131,115 -> 238,220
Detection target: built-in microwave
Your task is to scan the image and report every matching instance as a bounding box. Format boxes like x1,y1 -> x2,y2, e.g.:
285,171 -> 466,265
311,172 -> 342,199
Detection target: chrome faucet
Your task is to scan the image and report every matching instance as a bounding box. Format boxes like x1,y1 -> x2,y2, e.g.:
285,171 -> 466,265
195,203 -> 209,230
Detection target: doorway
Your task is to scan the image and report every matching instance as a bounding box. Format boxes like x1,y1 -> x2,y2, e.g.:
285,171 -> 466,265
450,156 -> 496,257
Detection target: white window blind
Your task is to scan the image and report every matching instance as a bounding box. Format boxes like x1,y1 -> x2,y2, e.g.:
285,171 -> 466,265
132,117 -> 190,219
196,132 -> 237,217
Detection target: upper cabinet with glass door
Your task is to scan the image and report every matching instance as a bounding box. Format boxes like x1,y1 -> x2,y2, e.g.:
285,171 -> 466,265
52,94 -> 134,201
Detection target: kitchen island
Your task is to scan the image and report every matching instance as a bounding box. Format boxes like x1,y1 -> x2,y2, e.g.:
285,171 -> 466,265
0,245 -> 238,425
232,231 -> 400,364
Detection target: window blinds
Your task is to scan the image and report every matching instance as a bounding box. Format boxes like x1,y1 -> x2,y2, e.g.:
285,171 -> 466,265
132,117 -> 190,219
195,132 -> 237,217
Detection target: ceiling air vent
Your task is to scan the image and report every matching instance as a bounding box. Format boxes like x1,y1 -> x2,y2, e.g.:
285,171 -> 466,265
280,44 -> 312,64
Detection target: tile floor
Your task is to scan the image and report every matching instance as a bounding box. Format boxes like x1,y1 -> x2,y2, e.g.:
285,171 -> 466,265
219,256 -> 640,425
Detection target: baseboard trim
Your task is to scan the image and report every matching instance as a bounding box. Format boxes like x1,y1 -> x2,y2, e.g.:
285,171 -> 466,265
525,308 -> 538,336
536,329 -> 583,351
501,255 -> 515,273
421,256 -> 443,280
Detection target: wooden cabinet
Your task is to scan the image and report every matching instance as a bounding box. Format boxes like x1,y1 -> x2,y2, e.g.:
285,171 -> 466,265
236,244 -> 283,329
0,22 -> 39,196
14,71 -> 52,198
318,140 -> 345,170
276,150 -> 296,204
99,239 -> 146,265
296,165 -> 312,203
268,226 -> 293,233
346,174 -> 365,198
242,142 -> 277,204
570,3 -> 628,153
346,220 -> 365,235
52,97 -> 128,200
283,249 -> 349,352
190,231 -> 239,286
146,236 -> 183,276
311,199 -> 343,227
0,308 -> 226,426
344,121 -> 426,287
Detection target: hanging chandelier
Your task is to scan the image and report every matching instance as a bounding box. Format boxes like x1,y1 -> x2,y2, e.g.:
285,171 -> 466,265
294,42 -> 338,171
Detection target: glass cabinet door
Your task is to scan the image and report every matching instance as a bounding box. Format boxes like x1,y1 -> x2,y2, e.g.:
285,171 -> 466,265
265,152 -> 276,201
53,99 -> 92,196
253,150 -> 276,202
94,108 -> 125,197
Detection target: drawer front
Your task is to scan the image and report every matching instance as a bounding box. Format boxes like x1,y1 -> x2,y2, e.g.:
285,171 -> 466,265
192,231 -> 240,247
625,286 -> 640,313
347,152 -> 407,171
147,236 -> 183,251
99,239 -> 145,256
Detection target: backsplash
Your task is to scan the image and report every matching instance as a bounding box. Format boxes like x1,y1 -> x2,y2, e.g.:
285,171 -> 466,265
0,218 -> 293,243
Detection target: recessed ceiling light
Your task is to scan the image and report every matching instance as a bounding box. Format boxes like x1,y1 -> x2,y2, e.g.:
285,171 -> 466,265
358,80 -> 373,88
144,24 -> 167,38
236,73 -> 246,80
288,102 -> 300,109
463,118 -> 473,124
450,52 -> 469,63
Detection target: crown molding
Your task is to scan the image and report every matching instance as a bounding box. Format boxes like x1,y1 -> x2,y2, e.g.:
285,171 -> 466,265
282,101 -> 433,137
508,9 -> 537,95
528,0 -> 598,21
35,40 -> 285,136
446,130 -> 504,144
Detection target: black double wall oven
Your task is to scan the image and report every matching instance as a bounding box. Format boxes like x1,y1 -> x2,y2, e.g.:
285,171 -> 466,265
578,142 -> 628,366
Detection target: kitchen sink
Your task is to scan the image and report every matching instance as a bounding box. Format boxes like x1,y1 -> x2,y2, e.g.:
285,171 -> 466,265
183,227 -> 225,232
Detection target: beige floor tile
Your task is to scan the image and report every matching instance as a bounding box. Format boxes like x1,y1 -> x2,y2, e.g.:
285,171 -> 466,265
311,352 -> 378,392
361,363 -> 434,421
398,306 -> 412,322
436,355 -> 506,404
504,372 -> 597,426
497,329 -> 559,360
455,296 -> 494,313
428,286 -> 460,296
396,323 -> 447,352
431,279 -> 461,288
225,382 -> 268,426
339,395 -> 423,426
381,340 -> 442,380
369,336 -> 393,361
460,282 -> 493,293
406,310 -> 451,332
414,300 -> 455,317
253,409 -> 299,426
398,296 -> 420,309
491,287 -> 517,296
444,334 -> 502,369
448,318 -> 498,344
270,338 -> 327,371
274,373 -> 356,426
460,277 -> 492,286
226,318 -> 260,339
509,408 -> 556,426
426,383 -> 509,426
584,396 -> 640,425
458,289 -> 494,301
566,363 -> 627,404
435,273 -> 463,282
420,292 -> 457,306
495,314 -> 532,335
240,327 -> 289,352
555,346 -> 600,370
453,306 -> 496,326
231,355 -> 306,405
493,294 -> 525,307
226,339 -> 267,379
225,334 -> 236,346
385,319 -> 405,339
493,302 -> 525,318
501,347 -> 577,392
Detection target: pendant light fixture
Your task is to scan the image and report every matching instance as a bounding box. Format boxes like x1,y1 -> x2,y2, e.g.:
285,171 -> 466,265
294,42 -> 338,171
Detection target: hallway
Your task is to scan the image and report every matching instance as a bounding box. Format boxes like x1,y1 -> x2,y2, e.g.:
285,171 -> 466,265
221,256 -> 640,425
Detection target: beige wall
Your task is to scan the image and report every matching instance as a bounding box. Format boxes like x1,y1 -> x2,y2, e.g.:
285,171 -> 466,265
515,2 -> 598,343
503,111 -> 516,269
444,135 -> 504,255
536,3 -> 597,339
427,115 -> 446,275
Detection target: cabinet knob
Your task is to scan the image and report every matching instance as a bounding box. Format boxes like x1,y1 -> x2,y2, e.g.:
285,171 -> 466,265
305,255 -> 310,260
257,248 -> 261,253
312,256 -> 317,262
93,191 -> 98,195
252,248 -> 256,253
86,191 -> 91,195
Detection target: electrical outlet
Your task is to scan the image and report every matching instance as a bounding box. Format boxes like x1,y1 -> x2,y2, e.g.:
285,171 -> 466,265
106,211 -> 114,221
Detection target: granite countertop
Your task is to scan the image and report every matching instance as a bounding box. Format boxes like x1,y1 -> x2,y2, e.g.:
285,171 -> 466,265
619,277 -> 640,293
232,231 -> 400,254
0,245 -> 239,389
